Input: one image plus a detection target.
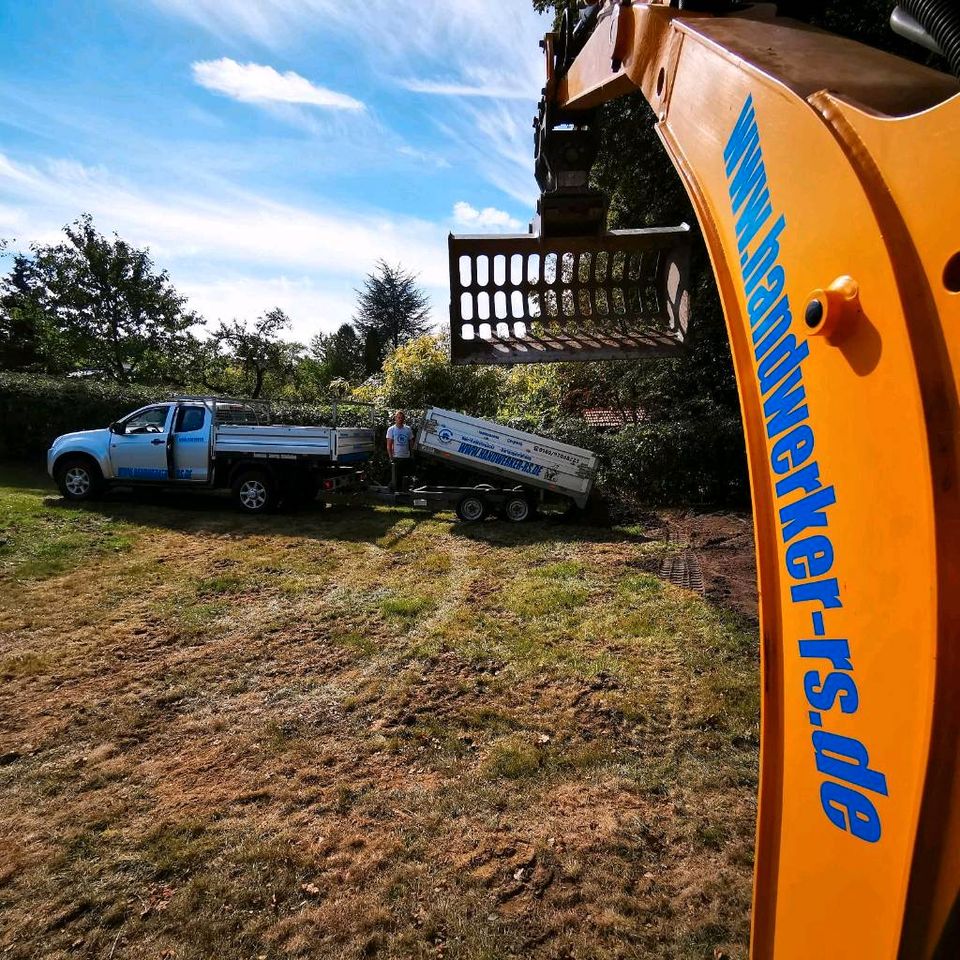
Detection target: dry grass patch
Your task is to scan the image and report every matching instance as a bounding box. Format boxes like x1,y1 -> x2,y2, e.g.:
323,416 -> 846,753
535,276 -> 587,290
0,466 -> 758,959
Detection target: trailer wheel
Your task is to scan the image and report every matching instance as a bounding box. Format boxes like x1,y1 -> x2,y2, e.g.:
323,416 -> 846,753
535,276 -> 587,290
55,456 -> 103,502
502,494 -> 533,523
232,468 -> 278,514
455,493 -> 487,523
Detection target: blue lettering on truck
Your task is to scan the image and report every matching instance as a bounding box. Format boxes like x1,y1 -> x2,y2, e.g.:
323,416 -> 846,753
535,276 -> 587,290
456,441 -> 543,477
724,95 -> 888,843
117,467 -> 193,480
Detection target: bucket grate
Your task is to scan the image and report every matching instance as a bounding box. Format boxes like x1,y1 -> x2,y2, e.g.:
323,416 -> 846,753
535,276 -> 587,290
449,224 -> 691,365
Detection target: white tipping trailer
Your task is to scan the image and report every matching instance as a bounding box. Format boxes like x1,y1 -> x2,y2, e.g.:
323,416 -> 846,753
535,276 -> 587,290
414,407 -> 597,511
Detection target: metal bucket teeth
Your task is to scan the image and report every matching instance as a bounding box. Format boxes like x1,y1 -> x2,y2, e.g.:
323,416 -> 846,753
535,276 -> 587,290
448,224 -> 691,365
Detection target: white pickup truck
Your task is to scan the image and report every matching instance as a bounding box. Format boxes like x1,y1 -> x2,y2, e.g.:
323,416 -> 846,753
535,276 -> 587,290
47,397 -> 374,513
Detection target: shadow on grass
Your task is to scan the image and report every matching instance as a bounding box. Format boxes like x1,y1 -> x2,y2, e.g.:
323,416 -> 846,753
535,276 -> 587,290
4,461 -> 658,549
40,487 -> 656,548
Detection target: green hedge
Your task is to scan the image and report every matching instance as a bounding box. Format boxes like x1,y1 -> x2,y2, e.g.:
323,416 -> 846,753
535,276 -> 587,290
0,373 -> 157,461
0,373 -> 388,463
0,373 -> 748,506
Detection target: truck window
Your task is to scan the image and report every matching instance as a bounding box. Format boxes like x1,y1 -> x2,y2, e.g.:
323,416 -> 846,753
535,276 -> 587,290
175,406 -> 206,433
122,406 -> 170,435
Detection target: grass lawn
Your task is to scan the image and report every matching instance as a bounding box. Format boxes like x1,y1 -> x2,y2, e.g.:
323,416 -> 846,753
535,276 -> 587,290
0,464 -> 759,960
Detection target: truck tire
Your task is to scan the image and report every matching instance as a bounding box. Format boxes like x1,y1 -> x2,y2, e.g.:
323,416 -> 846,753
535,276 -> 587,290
455,493 -> 487,523
55,456 -> 103,502
502,494 -> 533,523
232,468 -> 278,514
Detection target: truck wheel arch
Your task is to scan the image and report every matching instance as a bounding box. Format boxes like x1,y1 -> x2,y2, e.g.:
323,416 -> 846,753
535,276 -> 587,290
227,459 -> 278,488
53,450 -> 104,482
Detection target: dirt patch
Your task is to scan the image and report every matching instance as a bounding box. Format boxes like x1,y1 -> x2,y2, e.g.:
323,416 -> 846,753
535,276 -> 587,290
662,510 -> 758,621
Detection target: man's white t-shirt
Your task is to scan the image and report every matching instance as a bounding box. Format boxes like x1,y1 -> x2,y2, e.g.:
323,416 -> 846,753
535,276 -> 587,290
387,424 -> 414,458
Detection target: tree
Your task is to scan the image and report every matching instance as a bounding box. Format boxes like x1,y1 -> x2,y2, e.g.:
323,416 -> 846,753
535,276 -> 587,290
309,322 -> 365,385
353,260 -> 431,374
0,250 -> 47,371
210,307 -> 302,399
3,215 -> 201,381
379,333 -> 504,417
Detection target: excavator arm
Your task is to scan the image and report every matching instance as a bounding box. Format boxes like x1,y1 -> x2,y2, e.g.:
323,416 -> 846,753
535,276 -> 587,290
451,2 -> 960,956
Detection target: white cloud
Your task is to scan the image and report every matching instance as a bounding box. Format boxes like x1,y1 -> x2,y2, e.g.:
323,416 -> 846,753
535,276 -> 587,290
192,58 -> 363,110
151,0 -> 548,205
0,153 -> 448,339
402,79 -> 531,100
452,201 -> 522,231
179,276 -> 359,340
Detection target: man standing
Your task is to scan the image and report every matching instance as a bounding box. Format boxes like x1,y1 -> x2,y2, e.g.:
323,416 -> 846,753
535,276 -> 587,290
386,409 -> 414,492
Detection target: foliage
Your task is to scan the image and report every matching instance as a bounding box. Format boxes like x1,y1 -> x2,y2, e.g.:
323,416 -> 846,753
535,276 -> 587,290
376,333 -> 505,417
308,322 -> 366,386
207,308 -> 303,399
0,371 -> 156,460
0,371 -> 376,462
496,364 -> 566,428
0,215 -> 200,382
353,260 -> 431,374
0,252 -> 47,371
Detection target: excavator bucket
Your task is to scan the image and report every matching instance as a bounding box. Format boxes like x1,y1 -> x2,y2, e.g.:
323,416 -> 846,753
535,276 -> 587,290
449,30 -> 690,367
448,224 -> 690,365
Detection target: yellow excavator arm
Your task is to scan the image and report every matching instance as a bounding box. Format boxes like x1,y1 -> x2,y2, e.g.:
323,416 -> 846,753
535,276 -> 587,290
451,2 -> 960,956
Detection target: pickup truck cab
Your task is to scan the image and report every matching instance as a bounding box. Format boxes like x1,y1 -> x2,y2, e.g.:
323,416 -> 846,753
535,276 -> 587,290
47,397 -> 374,513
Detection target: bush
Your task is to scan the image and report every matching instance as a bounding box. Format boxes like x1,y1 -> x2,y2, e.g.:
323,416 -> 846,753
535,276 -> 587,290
602,417 -> 748,505
378,334 -> 504,417
513,413 -> 748,507
1,373 -> 749,507
0,373 -> 388,463
0,372 -> 156,461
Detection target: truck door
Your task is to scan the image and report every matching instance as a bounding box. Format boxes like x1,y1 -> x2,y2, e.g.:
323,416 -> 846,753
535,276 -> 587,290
171,404 -> 211,482
109,404 -> 173,481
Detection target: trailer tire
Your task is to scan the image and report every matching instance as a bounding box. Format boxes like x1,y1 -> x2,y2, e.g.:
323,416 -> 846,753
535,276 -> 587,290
502,494 -> 533,523
55,455 -> 103,502
455,493 -> 487,523
232,468 -> 278,514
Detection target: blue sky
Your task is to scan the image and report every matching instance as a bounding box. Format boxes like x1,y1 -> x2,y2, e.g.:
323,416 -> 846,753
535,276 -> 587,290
0,0 -> 550,340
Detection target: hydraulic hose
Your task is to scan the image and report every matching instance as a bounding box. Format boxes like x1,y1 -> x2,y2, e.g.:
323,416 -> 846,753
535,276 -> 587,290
898,0 -> 960,78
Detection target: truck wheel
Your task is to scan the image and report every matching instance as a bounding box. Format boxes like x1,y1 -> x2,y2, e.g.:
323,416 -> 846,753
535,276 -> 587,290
502,494 -> 533,523
232,469 -> 278,514
455,493 -> 487,522
55,456 -> 103,502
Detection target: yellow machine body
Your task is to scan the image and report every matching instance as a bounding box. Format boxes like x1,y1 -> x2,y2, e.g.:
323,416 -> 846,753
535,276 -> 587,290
547,3 -> 960,956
